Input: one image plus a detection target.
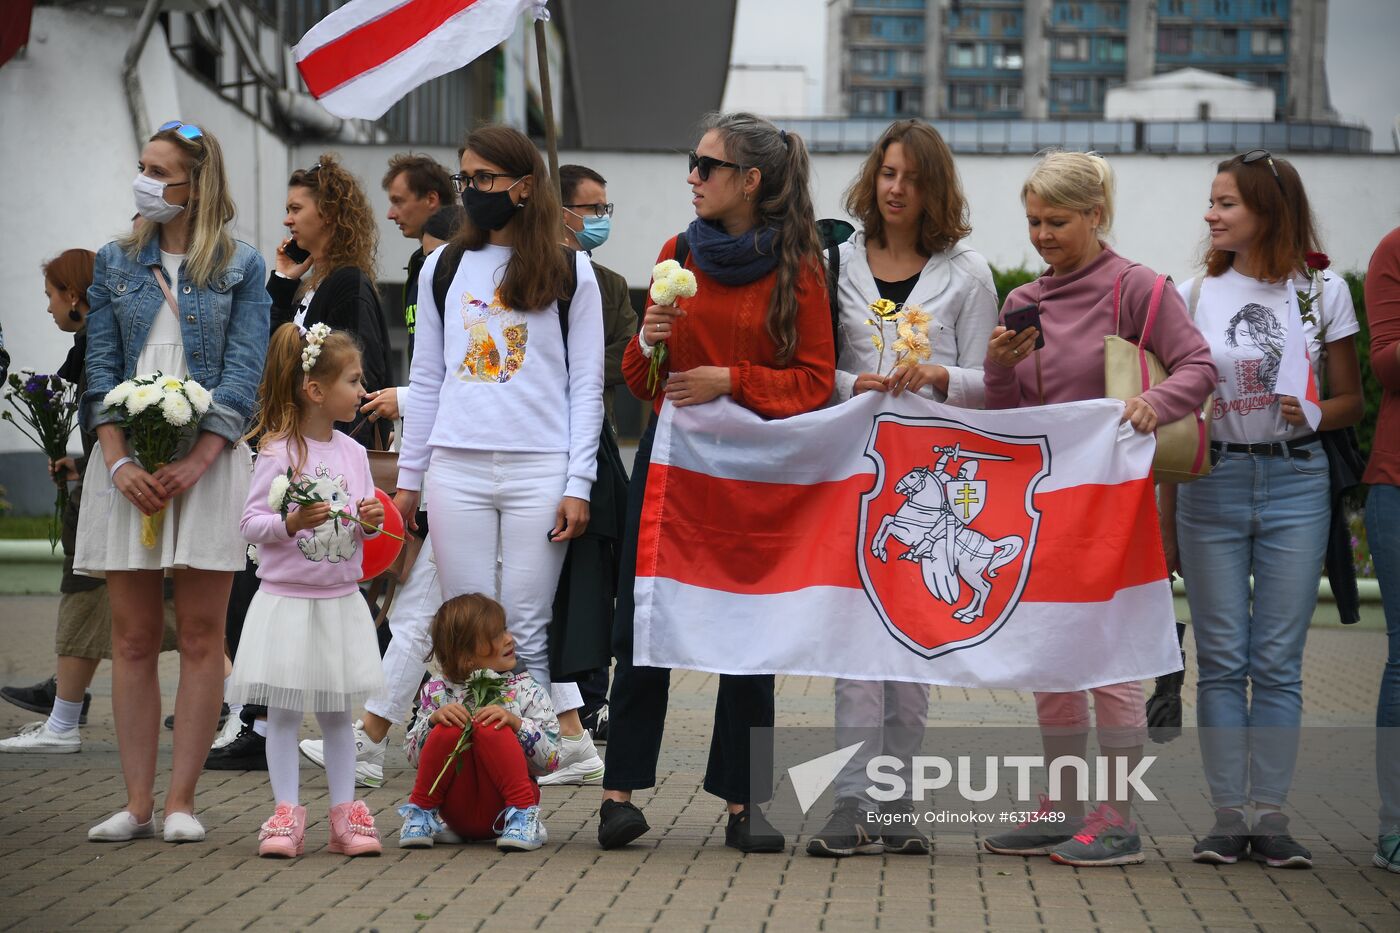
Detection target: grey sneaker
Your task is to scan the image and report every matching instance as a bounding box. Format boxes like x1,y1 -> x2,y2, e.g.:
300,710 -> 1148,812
1250,812 -> 1312,869
1048,803 -> 1145,867
1192,808 -> 1250,864
1373,829 -> 1400,873
299,719 -> 385,788
879,799 -> 930,855
983,794 -> 1081,856
805,797 -> 882,858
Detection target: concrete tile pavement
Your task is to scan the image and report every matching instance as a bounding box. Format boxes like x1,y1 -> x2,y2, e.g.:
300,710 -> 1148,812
1,593 -> 1398,932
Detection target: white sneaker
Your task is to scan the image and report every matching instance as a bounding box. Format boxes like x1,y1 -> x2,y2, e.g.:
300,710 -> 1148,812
89,810 -> 155,842
299,719 -> 385,788
162,812 -> 206,843
209,713 -> 244,751
537,732 -> 605,786
0,721 -> 80,754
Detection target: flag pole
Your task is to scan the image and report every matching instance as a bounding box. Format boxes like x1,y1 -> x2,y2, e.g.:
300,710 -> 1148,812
533,17 -> 561,199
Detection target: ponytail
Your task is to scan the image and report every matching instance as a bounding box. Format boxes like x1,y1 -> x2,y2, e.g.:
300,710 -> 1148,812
704,112 -> 823,365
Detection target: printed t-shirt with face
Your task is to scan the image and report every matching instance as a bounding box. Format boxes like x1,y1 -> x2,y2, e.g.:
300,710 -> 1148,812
1177,267 -> 1358,444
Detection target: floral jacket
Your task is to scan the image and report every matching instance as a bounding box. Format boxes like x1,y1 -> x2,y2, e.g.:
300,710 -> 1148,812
403,669 -> 561,777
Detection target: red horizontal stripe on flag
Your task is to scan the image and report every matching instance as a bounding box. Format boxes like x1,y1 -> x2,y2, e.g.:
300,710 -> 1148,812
298,0 -> 482,98
639,466 -> 1164,602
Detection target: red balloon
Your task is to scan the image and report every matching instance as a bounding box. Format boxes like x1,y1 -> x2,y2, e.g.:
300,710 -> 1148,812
359,487 -> 405,582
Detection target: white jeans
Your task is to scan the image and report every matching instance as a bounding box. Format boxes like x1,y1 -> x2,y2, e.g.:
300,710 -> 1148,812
426,448 -> 582,714
364,534 -> 440,725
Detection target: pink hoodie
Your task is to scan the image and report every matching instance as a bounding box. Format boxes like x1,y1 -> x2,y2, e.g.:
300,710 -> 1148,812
984,246 -> 1216,420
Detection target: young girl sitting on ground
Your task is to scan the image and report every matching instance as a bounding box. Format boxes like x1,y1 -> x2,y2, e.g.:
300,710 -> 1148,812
397,593 -> 560,852
230,322 -> 387,858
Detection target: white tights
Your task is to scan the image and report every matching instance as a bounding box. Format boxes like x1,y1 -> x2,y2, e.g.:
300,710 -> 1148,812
266,707 -> 355,807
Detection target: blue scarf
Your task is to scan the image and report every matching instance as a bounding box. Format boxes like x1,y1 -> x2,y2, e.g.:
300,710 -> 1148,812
685,217 -> 779,286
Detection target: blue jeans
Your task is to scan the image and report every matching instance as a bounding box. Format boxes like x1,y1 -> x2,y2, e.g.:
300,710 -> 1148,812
1366,483 -> 1400,831
1177,442 -> 1330,808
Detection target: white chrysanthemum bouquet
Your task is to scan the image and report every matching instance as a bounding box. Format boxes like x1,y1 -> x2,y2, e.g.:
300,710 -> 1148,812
102,371 -> 211,547
646,260 -> 698,394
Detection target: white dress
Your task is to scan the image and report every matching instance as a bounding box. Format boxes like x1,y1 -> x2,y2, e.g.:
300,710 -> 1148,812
74,256 -> 253,575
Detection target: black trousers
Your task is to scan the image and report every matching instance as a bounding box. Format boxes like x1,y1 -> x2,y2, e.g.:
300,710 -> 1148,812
602,421 -> 774,804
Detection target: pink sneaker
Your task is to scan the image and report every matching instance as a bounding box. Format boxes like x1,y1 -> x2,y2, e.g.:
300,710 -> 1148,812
258,802 -> 306,858
328,801 -> 382,857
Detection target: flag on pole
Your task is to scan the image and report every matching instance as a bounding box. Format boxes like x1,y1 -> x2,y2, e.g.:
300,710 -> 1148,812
1274,279 -> 1323,430
295,0 -> 549,120
632,393 -> 1182,692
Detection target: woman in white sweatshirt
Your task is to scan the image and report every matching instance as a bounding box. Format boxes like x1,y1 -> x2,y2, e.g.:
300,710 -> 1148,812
394,124 -> 606,783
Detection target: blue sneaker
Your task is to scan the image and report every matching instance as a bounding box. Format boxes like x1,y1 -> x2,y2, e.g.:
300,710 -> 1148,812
495,805 -> 547,852
1374,829 -> 1400,873
397,803 -> 444,849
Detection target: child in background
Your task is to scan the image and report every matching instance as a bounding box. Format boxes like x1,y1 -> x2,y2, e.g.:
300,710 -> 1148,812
230,322 -> 387,858
397,594 -> 560,852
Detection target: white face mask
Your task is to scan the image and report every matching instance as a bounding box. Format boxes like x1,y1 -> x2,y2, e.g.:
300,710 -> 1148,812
132,173 -> 186,223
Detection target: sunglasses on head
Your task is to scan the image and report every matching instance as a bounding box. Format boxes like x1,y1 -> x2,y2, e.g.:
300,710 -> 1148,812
688,150 -> 743,182
157,120 -> 204,142
1240,148 -> 1284,191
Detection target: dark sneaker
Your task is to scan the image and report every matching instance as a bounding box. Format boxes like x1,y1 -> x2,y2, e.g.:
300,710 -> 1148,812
598,799 -> 649,850
726,806 -> 785,854
1,676 -> 90,725
1192,808 -> 1250,864
880,798 -> 930,855
203,719 -> 267,771
164,703 -> 230,732
1049,803 -> 1145,867
1250,812 -> 1312,868
1373,829 -> 1400,873
983,793 -> 1081,856
805,797 -> 882,858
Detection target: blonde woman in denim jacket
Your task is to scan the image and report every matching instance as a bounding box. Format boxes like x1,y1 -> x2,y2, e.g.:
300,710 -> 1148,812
77,122 -> 270,844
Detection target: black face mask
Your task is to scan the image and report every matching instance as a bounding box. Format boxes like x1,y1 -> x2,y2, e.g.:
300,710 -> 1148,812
463,187 -> 522,232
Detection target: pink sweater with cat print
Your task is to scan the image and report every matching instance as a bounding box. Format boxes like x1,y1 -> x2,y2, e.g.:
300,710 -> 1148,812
241,433 -> 379,599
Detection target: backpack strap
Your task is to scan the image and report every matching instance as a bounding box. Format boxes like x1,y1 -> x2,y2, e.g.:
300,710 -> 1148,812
431,242 -> 465,319
557,246 -> 579,354
828,243 -> 842,353
673,231 -> 690,268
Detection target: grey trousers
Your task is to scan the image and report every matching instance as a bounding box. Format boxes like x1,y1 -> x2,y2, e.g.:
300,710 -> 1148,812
833,678 -> 931,812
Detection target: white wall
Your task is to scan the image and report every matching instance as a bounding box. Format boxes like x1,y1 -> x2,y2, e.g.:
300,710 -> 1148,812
1104,85 -> 1276,122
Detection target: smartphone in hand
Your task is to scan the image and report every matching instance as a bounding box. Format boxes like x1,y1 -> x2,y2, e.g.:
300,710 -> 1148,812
1003,304 -> 1045,350
284,239 -> 311,263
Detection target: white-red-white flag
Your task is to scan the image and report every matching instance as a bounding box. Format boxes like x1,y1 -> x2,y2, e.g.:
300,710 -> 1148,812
1274,279 -> 1323,430
633,394 -> 1182,691
295,0 -> 547,120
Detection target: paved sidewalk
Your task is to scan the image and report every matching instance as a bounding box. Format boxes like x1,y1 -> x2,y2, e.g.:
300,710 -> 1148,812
1,593 -> 1397,932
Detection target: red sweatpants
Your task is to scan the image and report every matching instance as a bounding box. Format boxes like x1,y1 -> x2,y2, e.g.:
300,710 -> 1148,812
409,721 -> 540,839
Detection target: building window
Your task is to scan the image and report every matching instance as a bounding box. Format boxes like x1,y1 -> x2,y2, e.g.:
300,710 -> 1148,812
1061,3 -> 1086,22
996,11 -> 1019,33
902,18 -> 921,38
1158,26 -> 1191,54
896,49 -> 923,75
854,90 -> 881,115
949,84 -> 978,109
1054,36 -> 1091,62
1214,0 -> 1230,13
1259,0 -> 1279,14
1251,29 -> 1286,56
894,88 -> 921,114
950,43 -> 983,68
1164,0 -> 1188,14
1101,37 -> 1126,63
1051,77 -> 1091,104
1198,28 -> 1238,55
995,85 -> 1024,110
1101,1 -> 1124,23
992,44 -> 1024,70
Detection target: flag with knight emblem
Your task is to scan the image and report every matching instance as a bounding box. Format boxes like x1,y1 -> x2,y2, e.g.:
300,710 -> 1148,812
632,393 -> 1182,691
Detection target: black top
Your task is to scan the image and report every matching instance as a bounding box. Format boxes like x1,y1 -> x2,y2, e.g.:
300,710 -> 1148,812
875,271 -> 920,308
266,266 -> 393,449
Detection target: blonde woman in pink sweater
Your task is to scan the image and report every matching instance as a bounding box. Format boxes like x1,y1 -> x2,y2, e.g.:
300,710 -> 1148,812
980,151 -> 1216,867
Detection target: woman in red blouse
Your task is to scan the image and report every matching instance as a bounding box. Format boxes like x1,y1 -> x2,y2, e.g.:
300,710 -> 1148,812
598,113 -> 835,853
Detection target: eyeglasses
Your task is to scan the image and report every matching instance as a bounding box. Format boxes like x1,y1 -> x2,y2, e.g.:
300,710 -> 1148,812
451,171 -> 523,194
1240,149 -> 1284,191
157,120 -> 203,141
564,202 -> 615,219
688,150 -> 743,182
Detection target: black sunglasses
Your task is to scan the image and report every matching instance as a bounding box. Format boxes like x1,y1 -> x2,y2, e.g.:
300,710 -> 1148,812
688,150 -> 743,182
1240,149 -> 1284,191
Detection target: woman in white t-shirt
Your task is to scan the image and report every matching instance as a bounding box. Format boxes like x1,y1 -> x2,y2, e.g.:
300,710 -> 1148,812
1166,151 -> 1363,869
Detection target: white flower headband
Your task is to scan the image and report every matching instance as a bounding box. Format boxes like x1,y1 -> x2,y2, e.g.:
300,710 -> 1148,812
300,322 -> 332,373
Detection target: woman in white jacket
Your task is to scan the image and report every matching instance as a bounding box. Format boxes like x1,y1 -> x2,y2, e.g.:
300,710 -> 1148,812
808,119 -> 998,858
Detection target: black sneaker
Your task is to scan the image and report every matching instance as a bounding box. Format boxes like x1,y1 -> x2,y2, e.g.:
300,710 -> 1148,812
582,704 -> 609,745
598,799 -> 650,850
1250,812 -> 1313,868
202,719 -> 267,771
1192,808 -> 1250,864
1,676 -> 90,725
164,703 -> 230,732
805,797 -> 882,858
726,806 -> 785,854
880,798 -> 930,855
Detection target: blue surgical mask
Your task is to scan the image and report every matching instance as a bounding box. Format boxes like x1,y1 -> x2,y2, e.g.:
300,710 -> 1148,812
569,213 -> 611,251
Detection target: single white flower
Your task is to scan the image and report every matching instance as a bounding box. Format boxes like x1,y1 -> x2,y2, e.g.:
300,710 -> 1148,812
267,474 -> 291,512
159,376 -> 183,392
246,544 -> 260,565
160,392 -> 193,426
184,380 -> 212,415
653,259 -> 681,280
126,384 -> 163,414
103,382 -> 135,408
668,268 -> 698,298
650,278 -> 678,306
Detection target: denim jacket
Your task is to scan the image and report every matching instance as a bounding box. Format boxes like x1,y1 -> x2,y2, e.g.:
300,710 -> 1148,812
82,236 -> 271,444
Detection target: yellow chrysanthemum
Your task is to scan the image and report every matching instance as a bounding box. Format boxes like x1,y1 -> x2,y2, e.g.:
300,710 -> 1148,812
869,298 -> 899,320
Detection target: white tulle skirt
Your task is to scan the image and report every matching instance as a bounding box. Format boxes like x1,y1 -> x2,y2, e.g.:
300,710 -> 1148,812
228,591 -> 384,712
